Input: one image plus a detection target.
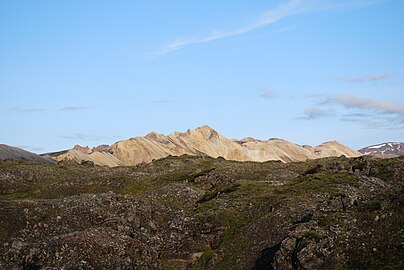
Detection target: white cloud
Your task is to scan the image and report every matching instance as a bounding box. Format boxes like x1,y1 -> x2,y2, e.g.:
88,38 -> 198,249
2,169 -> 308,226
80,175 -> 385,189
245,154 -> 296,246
17,145 -> 44,152
60,106 -> 88,111
11,107 -> 45,113
156,0 -> 384,55
334,73 -> 390,83
60,133 -> 104,141
60,133 -> 122,142
325,95 -> 404,129
259,89 -> 278,99
328,95 -> 404,116
297,106 -> 333,120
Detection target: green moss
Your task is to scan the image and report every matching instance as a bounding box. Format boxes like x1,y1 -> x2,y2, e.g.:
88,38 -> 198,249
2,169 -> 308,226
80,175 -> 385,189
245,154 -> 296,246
161,260 -> 176,270
191,249 -> 214,270
0,192 -> 33,201
274,172 -> 360,196
197,183 -> 240,203
124,166 -> 216,196
374,166 -> 393,181
317,215 -> 335,228
304,229 -> 325,243
0,225 -> 7,240
341,207 -> 404,269
358,198 -> 382,212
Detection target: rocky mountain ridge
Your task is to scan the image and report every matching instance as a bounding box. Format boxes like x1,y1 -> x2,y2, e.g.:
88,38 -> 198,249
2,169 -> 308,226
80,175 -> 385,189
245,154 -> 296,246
49,125 -> 362,166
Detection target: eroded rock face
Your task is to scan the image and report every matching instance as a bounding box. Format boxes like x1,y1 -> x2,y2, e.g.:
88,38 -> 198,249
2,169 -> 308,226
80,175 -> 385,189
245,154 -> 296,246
0,155 -> 403,269
73,145 -> 92,154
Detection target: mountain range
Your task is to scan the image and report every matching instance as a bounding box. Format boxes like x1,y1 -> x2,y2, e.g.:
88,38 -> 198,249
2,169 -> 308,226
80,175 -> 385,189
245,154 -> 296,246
3,126 -> 402,166
46,125 -> 361,166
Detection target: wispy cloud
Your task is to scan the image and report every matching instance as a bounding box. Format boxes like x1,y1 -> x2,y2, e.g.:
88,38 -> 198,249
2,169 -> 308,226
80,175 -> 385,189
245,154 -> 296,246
147,99 -> 173,104
324,94 -> 404,129
11,107 -> 45,113
297,106 -> 333,120
259,89 -> 278,99
60,106 -> 88,111
342,112 -> 374,118
327,95 -> 404,116
60,133 -> 104,141
156,0 -> 384,55
340,114 -> 404,130
298,93 -> 404,129
273,25 -> 302,34
9,106 -> 89,112
60,133 -> 122,142
334,73 -> 390,83
17,145 -> 44,152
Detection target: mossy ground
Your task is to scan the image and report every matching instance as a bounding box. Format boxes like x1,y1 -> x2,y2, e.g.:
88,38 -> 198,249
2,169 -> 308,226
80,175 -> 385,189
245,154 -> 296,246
1,155 -> 403,269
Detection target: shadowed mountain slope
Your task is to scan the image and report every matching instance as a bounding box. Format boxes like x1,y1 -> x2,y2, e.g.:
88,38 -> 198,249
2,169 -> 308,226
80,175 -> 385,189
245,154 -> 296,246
0,144 -> 56,164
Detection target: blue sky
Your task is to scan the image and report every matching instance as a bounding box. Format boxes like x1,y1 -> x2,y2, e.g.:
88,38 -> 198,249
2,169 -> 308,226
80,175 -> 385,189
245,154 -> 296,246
1,0 -> 403,153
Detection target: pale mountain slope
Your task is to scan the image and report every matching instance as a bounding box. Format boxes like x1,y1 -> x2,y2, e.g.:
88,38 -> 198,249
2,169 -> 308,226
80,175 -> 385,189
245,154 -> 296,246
52,149 -> 124,167
311,141 -> 362,159
51,126 -> 361,166
110,126 -> 251,165
110,136 -> 183,165
166,126 -> 251,161
239,139 -> 314,163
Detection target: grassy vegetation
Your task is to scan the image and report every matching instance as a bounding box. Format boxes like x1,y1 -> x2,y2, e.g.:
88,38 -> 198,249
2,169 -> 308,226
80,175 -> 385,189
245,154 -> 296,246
196,183 -> 240,203
274,172 -> 361,197
191,249 -> 214,270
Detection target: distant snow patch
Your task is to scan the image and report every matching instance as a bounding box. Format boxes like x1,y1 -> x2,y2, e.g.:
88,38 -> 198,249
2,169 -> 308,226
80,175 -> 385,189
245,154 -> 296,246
368,144 -> 386,149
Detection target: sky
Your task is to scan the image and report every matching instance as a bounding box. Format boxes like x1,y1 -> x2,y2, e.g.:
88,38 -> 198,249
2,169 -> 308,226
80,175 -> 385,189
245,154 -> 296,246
1,0 -> 404,153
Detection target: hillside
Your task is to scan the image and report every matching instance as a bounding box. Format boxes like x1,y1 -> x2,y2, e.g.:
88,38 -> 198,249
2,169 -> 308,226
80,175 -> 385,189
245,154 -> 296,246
1,155 -> 403,269
49,126 -> 361,166
0,144 -> 56,164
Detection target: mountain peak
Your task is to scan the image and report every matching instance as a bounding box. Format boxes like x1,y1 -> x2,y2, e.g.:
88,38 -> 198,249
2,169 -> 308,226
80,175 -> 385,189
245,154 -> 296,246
237,137 -> 258,144
73,145 -> 92,154
145,131 -> 161,139
193,125 -> 220,139
195,125 -> 216,132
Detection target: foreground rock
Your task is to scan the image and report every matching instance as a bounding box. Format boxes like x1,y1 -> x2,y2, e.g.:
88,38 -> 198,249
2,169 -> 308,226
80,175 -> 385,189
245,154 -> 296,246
0,156 -> 403,269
